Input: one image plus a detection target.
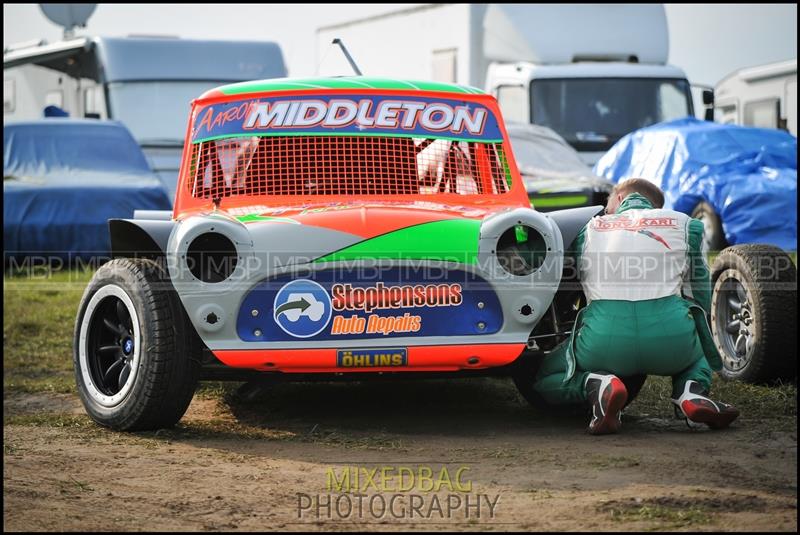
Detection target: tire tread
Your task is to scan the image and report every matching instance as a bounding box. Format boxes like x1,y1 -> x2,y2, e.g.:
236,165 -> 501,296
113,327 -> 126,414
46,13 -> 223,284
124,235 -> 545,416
73,258 -> 200,431
710,244 -> 797,383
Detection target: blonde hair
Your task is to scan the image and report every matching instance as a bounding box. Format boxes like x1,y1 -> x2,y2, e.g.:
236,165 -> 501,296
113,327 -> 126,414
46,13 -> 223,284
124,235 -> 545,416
614,178 -> 665,208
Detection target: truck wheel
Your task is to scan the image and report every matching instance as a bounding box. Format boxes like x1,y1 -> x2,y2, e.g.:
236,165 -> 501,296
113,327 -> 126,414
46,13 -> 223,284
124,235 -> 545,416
74,258 -> 200,431
710,244 -> 797,383
691,201 -> 727,251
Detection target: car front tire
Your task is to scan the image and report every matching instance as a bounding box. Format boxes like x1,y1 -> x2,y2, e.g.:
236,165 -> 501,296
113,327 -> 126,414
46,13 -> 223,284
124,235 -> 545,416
74,258 -> 200,431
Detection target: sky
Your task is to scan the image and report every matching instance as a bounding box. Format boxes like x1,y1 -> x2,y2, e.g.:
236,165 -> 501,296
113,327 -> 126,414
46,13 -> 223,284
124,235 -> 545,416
3,3 -> 797,86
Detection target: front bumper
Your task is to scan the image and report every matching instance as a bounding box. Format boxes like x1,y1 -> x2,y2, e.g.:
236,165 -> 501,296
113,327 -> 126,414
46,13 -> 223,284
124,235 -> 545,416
214,343 -> 526,373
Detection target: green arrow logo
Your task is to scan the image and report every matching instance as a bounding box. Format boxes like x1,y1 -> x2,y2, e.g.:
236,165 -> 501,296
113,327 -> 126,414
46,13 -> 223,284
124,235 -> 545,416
275,297 -> 312,317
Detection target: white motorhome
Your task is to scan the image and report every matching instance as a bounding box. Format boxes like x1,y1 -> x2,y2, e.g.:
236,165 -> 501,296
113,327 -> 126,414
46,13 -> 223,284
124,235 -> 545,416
714,59 -> 797,135
317,4 -> 705,165
4,36 -> 287,197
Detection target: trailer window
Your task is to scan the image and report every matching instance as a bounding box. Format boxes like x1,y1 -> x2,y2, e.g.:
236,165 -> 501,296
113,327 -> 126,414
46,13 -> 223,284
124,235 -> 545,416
45,90 -> 64,108
3,79 -> 14,113
83,85 -> 106,118
743,98 -> 780,129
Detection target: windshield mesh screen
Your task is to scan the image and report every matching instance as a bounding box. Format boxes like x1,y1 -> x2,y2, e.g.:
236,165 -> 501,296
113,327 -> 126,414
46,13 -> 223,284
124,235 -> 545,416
188,136 -> 510,198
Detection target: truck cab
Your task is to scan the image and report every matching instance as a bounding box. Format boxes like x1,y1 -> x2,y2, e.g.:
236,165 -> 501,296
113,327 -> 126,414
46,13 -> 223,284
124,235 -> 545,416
488,61 -> 695,166
314,5 -> 705,167
481,4 -> 697,166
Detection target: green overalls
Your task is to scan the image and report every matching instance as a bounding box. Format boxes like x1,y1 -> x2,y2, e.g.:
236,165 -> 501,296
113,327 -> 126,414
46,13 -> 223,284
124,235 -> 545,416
533,194 -> 723,404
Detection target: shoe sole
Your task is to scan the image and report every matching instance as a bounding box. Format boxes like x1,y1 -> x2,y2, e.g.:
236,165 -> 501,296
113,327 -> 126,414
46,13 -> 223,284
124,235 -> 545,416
589,378 -> 628,435
681,400 -> 740,430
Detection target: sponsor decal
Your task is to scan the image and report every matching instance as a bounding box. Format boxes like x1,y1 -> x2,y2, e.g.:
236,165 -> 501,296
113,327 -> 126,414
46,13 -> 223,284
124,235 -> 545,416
591,216 -> 678,231
237,268 -> 502,342
627,228 -> 672,249
591,215 -> 676,249
270,281 -> 463,338
336,348 -> 408,368
273,279 -> 332,338
192,95 -> 501,143
329,283 -> 461,336
332,282 -> 462,314
331,313 -> 422,336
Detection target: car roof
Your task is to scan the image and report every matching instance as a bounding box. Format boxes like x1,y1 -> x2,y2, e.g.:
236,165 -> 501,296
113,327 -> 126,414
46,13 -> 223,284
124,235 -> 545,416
199,76 -> 486,100
4,118 -> 129,129
4,119 -> 154,177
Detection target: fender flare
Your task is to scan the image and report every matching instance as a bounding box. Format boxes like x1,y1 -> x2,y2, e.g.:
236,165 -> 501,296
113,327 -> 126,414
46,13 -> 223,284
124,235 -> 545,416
547,205 -> 604,247
108,218 -> 175,259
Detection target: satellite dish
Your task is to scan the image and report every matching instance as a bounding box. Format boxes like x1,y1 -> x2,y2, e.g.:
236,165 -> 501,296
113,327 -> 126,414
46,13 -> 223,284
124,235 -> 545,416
39,4 -> 96,37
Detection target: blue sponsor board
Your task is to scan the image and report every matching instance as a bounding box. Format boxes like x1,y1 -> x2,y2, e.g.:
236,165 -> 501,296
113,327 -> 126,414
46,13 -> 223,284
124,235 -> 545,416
337,348 -> 407,368
192,95 -> 502,143
237,267 -> 503,342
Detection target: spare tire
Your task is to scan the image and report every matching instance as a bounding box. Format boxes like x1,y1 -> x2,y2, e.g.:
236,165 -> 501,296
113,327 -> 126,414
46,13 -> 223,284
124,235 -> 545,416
710,244 -> 797,383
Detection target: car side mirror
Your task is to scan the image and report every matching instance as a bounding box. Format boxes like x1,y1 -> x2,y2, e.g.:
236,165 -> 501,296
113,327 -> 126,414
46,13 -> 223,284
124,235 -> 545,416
702,89 -> 714,107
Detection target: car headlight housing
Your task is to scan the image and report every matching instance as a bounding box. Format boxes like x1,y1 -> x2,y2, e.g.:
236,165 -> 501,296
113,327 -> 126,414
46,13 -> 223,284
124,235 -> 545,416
496,224 -> 548,276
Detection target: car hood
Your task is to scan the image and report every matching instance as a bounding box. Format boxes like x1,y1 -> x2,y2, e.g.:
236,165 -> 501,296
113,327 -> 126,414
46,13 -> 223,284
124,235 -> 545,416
520,168 -> 612,194
223,200 -> 521,239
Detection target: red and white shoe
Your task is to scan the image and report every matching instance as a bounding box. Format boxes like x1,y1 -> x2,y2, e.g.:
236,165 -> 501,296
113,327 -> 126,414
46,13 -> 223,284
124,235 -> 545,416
585,373 -> 628,435
672,381 -> 740,430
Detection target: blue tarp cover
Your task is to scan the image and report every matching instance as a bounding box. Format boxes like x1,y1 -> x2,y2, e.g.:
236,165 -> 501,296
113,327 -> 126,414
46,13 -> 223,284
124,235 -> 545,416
4,120 -> 172,260
594,117 -> 797,250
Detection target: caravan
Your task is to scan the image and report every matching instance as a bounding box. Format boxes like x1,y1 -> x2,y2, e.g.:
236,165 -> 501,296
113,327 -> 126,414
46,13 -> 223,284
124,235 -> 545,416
4,36 -> 287,197
714,59 -> 797,135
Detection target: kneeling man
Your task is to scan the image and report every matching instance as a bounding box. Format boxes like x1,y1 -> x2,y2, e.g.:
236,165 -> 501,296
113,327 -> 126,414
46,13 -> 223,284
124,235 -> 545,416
534,179 -> 739,434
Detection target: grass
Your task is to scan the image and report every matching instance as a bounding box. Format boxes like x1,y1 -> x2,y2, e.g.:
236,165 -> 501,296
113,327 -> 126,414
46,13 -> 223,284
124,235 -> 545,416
3,412 -> 95,428
602,501 -> 712,528
4,266 -> 797,439
598,492 -> 771,529
628,374 -> 797,424
3,268 -> 94,394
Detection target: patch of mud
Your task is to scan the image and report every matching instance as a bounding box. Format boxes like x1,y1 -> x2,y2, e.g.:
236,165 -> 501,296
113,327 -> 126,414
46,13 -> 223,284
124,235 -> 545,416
599,492 -> 772,514
4,385 -> 797,532
3,392 -> 82,416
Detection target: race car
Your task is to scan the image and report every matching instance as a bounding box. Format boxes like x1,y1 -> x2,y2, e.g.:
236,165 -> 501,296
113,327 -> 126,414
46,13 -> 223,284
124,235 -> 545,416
73,77 -> 792,431
505,123 -> 613,212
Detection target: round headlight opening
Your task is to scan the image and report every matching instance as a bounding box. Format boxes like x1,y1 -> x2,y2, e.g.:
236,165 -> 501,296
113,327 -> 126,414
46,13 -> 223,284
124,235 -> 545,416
187,232 -> 238,283
496,225 -> 547,276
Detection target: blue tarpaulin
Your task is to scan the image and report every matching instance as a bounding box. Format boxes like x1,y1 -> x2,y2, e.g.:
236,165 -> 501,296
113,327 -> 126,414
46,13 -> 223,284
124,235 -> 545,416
594,117 -> 797,251
4,120 -> 172,261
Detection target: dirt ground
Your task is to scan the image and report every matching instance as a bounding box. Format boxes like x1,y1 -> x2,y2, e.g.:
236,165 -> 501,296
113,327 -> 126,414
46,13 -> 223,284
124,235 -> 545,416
3,377 -> 797,531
